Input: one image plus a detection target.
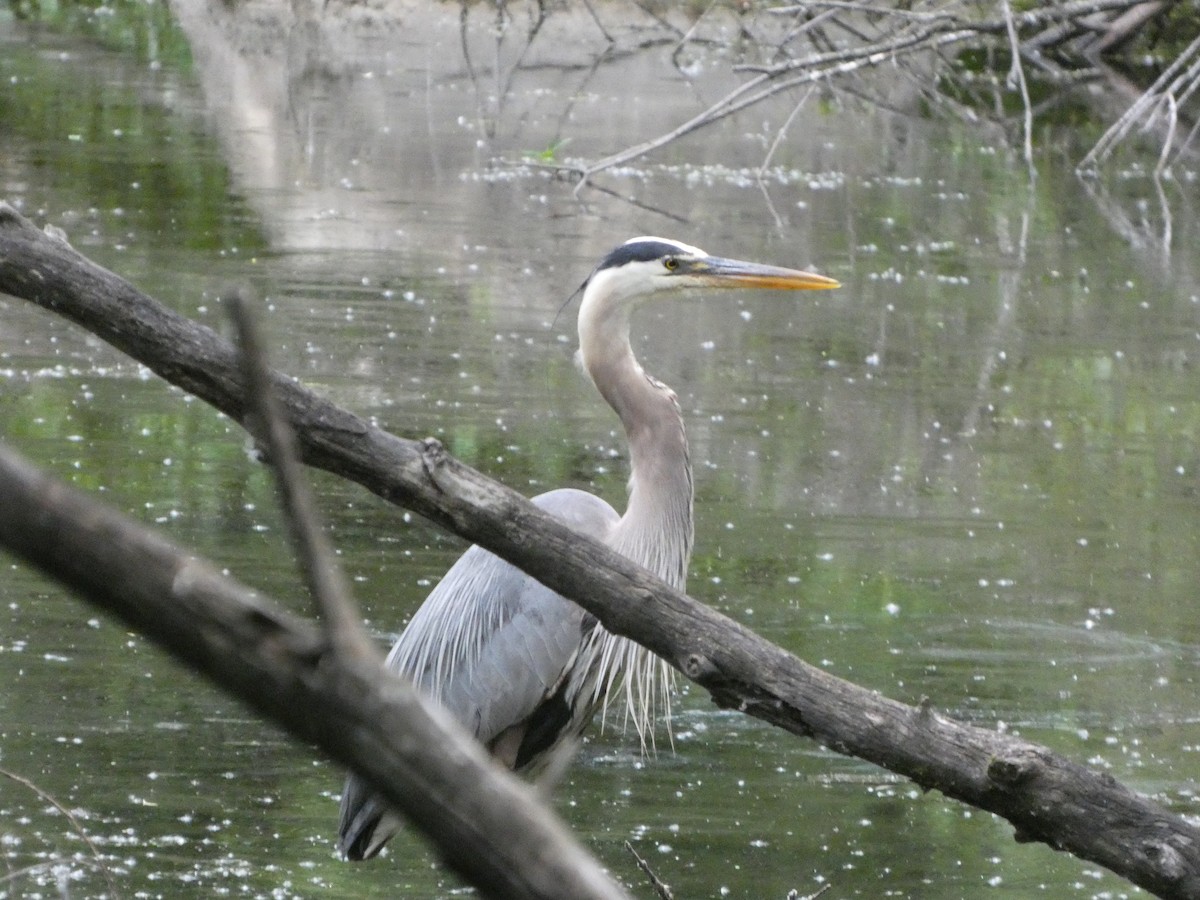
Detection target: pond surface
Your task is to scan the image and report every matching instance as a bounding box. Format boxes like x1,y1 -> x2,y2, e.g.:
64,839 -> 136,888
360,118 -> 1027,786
2,2 -> 1199,898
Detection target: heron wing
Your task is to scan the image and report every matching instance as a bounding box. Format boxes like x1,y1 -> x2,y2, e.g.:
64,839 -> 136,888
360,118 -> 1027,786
389,488 -> 616,742
337,487 -> 618,859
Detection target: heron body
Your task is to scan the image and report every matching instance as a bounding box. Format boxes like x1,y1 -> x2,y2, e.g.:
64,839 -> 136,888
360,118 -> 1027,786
338,237 -> 838,860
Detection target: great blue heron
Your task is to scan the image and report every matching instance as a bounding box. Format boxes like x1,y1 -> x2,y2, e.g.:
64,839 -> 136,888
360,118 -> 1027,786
338,236 -> 839,860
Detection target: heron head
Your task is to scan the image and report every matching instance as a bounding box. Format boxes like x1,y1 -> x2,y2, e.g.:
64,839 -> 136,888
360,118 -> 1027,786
585,236 -> 840,303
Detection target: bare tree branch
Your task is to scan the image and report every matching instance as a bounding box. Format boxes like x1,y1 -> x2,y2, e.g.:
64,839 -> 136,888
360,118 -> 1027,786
2,203 -> 1199,897
1079,30 -> 1200,171
0,766 -> 120,898
1002,0 -> 1038,180
561,1 -> 1182,183
227,289 -> 376,663
624,840 -> 674,900
573,23 -> 979,186
0,441 -> 630,900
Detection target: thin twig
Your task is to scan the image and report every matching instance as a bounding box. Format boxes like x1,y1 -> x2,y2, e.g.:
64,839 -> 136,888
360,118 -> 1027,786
630,0 -> 682,38
766,0 -> 1149,50
623,840 -> 674,900
578,179 -> 690,223
1002,0 -> 1037,180
756,86 -> 816,229
1152,171 -> 1173,265
499,0 -> 550,103
777,7 -> 841,56
1175,108 -> 1200,163
787,885 -> 832,900
573,24 -> 977,190
0,858 -> 119,888
579,0 -> 614,44
767,1 -> 958,23
1004,0 -> 1168,31
1154,91 -> 1178,178
568,0 -> 1171,186
226,290 -> 377,664
1079,29 -> 1200,170
758,85 -> 815,179
0,766 -> 119,899
670,0 -> 718,73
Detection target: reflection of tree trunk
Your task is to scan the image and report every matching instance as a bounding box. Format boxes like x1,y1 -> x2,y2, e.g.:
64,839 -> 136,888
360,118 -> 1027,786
2,203 -> 1200,898
904,203 -> 1030,499
957,206 -> 1029,443
909,207 -> 1027,503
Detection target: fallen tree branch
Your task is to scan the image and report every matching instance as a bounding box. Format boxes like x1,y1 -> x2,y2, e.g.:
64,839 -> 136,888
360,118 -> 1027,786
0,442 -> 629,900
1,203 -> 1198,897
1003,0 -> 1038,180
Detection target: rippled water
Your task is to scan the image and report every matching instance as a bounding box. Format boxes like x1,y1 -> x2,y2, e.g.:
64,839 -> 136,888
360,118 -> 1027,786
2,3 -> 1199,897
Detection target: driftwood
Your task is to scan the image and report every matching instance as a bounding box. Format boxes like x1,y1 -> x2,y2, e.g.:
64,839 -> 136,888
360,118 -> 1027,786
1,202 -> 1199,898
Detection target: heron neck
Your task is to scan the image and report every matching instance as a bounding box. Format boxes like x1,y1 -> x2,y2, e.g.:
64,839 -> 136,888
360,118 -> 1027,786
580,312 -> 694,590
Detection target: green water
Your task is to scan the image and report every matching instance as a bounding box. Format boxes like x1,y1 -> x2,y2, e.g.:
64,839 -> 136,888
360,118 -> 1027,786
1,3 -> 1198,897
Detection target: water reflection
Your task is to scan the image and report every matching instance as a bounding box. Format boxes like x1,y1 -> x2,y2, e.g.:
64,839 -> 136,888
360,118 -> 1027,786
2,2 -> 1199,897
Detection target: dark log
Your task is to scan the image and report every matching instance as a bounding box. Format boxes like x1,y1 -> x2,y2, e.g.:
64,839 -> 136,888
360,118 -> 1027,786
2,202 -> 1198,898
0,442 -> 629,900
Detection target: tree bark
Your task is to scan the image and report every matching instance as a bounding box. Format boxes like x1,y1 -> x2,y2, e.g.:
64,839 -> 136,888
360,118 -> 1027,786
1,202 -> 1198,898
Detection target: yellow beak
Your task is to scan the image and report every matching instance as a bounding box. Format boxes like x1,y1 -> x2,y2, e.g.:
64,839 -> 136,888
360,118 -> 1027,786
686,256 -> 840,291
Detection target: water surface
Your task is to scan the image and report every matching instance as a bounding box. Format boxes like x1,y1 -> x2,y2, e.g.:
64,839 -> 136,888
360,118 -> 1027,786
1,3 -> 1198,898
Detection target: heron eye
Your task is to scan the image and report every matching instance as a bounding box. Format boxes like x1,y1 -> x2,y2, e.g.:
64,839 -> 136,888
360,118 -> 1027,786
663,257 -> 679,271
